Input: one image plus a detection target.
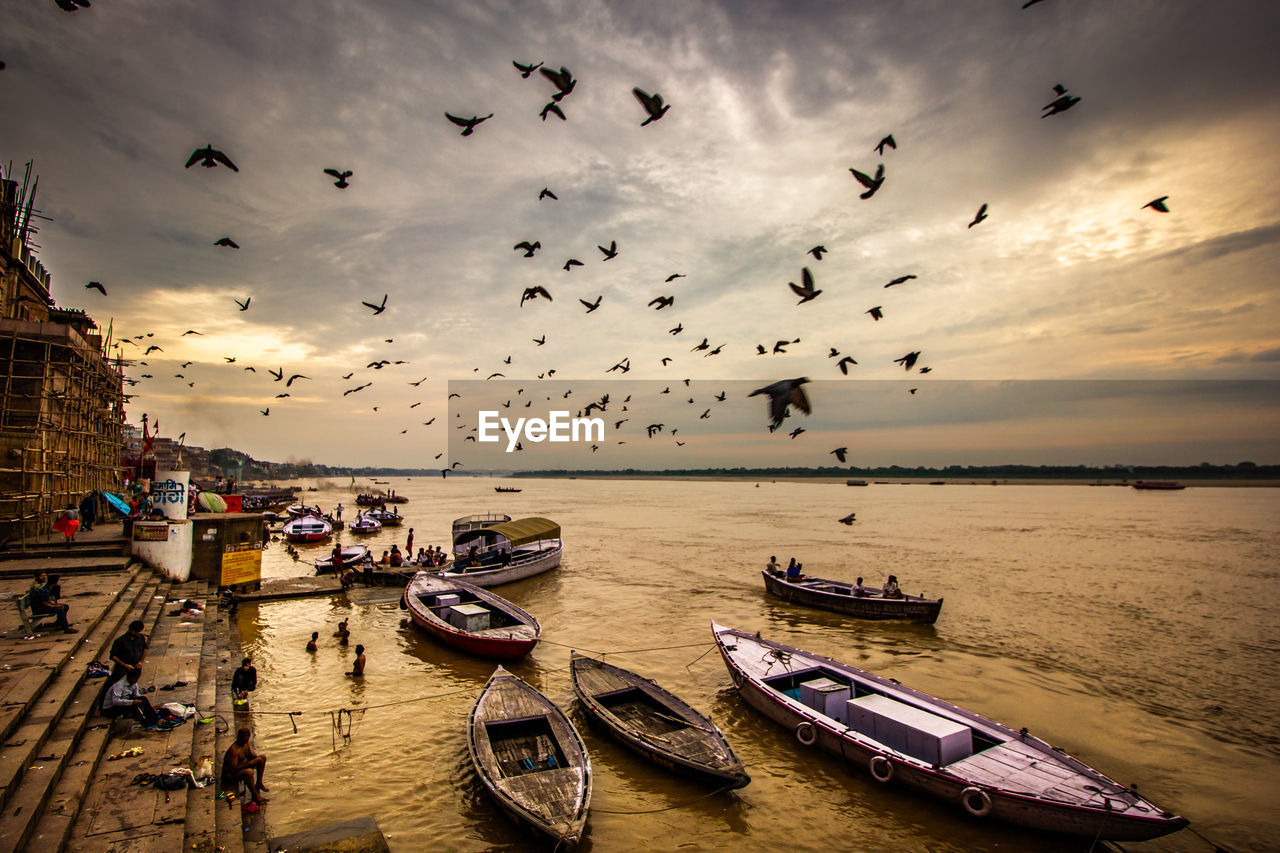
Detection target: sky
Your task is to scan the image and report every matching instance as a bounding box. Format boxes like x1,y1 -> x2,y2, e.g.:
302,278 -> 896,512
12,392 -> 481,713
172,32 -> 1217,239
3,0 -> 1278,469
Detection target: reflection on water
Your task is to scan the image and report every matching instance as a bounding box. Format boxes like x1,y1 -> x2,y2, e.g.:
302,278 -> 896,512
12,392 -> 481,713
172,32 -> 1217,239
239,477 -> 1280,852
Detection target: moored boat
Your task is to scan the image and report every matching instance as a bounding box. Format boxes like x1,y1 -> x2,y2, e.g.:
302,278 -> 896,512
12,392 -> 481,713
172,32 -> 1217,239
494,487 -> 523,493
314,544 -> 371,573
468,666 -> 591,847
1132,481 -> 1186,490
570,653 -> 749,789
846,479 -> 868,486
365,508 -> 404,527
402,572 -> 540,659
451,512 -> 511,540
762,569 -> 943,624
282,515 -> 332,543
712,623 -> 1188,841
347,515 -> 382,535
440,516 -> 562,588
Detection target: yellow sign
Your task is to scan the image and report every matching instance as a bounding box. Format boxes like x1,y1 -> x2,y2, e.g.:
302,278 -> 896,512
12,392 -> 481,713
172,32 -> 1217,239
220,543 -> 262,587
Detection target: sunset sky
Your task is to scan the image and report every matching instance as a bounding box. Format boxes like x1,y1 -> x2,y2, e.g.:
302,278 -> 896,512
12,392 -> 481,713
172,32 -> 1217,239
3,1 -> 1278,469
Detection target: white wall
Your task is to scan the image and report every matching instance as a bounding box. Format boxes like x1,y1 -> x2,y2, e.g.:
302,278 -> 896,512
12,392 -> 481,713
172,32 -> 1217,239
130,521 -> 192,582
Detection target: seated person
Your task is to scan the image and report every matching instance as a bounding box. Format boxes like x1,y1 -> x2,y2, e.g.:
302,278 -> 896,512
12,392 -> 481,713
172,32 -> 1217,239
101,668 -> 160,727
28,572 -> 74,632
785,558 -> 802,581
883,574 -> 902,599
766,555 -> 781,575
340,568 -> 356,591
232,657 -> 258,702
853,576 -> 866,596
389,545 -> 403,568
378,550 -> 390,567
221,728 -> 268,807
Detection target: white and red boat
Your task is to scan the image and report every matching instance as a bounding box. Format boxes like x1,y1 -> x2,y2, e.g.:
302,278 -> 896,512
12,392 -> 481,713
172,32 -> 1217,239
402,571 -> 540,659
283,515 -> 332,543
348,515 -> 382,535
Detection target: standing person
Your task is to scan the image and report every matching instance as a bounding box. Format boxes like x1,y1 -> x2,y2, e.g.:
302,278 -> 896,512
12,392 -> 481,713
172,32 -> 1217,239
348,644 -> 366,677
101,669 -> 163,728
334,619 -> 350,646
335,503 -> 343,522
221,728 -> 269,809
329,541 -> 344,571
405,528 -> 414,557
306,632 -> 319,653
53,504 -> 79,544
106,620 -> 149,690
79,491 -> 98,532
231,657 -> 258,702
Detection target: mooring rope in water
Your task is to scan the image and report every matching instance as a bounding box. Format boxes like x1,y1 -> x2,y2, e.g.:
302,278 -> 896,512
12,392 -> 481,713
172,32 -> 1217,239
589,782 -> 736,815
539,639 -> 715,656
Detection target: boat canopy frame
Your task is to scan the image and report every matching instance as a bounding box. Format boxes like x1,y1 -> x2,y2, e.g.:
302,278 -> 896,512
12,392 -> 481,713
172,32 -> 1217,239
454,517 -> 561,553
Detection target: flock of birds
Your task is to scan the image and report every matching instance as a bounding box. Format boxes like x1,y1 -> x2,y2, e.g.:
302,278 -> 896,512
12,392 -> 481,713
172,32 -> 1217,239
32,0 -> 1173,486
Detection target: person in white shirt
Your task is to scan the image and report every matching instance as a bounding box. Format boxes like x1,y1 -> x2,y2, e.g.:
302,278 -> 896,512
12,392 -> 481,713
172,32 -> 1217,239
102,669 -> 160,727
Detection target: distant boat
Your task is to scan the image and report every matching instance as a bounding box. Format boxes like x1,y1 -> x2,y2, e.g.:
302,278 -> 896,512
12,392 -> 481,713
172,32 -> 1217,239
712,623 -> 1188,841
403,572 -> 540,659
846,479 -> 868,486
441,517 -> 562,588
365,508 -> 404,527
570,653 -> 749,789
762,569 -> 943,624
494,486 -> 523,493
468,666 -> 591,848
283,516 -> 332,543
1132,481 -> 1186,490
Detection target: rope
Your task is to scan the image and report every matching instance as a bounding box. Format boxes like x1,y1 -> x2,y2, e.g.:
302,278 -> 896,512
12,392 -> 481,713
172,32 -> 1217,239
590,783 -> 735,815
539,639 -> 714,656
1185,826 -> 1233,853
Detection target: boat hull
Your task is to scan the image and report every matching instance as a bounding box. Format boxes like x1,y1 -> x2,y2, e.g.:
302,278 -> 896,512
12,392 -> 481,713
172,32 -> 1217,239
762,570 -> 943,624
403,573 -> 539,659
437,543 -> 561,588
314,545 -> 370,573
713,624 -> 1187,842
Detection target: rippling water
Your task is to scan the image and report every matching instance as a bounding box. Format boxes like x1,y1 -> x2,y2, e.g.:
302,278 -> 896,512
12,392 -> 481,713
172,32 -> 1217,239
234,477 -> 1280,852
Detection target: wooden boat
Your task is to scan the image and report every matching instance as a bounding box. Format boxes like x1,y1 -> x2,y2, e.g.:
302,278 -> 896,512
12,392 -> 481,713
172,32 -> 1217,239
468,666 -> 591,847
712,623 -> 1188,841
347,515 -> 382,535
282,515 -> 332,543
846,479 -> 868,486
762,569 -> 943,624
494,487 -> 523,493
570,653 -> 749,789
440,517 -> 562,588
1132,481 -> 1186,490
402,571 -> 540,659
364,508 -> 404,527
314,544 -> 370,573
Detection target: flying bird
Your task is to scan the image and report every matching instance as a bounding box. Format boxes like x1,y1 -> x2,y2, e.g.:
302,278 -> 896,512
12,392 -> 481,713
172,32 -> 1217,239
866,306 -> 883,321
268,367 -> 284,381
540,66 -> 576,100
649,295 -> 674,310
324,168 -> 353,188
598,241 -> 618,260
214,237 -> 239,249
773,339 -> 798,354
362,294 -> 388,314
836,356 -> 857,375
84,281 -> 107,295
260,408 -> 269,416
185,145 -> 239,171
532,335 -> 546,346
1042,85 -> 1080,117
538,188 -> 557,201
580,295 -> 602,313
235,297 -> 251,311
874,134 -> 897,155
789,427 -> 805,439
831,447 -> 848,463
223,356 -> 236,363
275,393 -> 290,398
665,273 -> 685,282
646,423 -> 664,438
344,383 -> 371,395
521,286 -> 552,306
919,367 -> 932,374
487,373 -> 505,380
1143,196 -> 1170,213
1022,0 -> 1048,7
756,345 -> 768,355
513,60 -> 543,78
409,377 -> 427,386
540,102 -> 566,122
884,275 -> 917,288
286,374 -> 310,386
849,164 -> 885,199
808,246 -> 827,261
668,323 -> 683,335
144,345 -> 163,355
894,351 -> 922,370
789,267 -> 821,304
749,377 -> 811,429
563,258 -> 583,271
968,203 -> 988,228
838,512 -> 856,526
691,338 -> 709,352
445,112 -> 493,135
632,88 -> 670,126
514,241 -> 541,257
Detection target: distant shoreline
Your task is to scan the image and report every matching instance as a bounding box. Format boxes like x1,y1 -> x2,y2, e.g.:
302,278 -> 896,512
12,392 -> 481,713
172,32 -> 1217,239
501,473 -> 1280,487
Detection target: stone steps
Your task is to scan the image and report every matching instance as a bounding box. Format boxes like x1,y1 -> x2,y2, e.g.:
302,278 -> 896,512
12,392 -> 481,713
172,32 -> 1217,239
183,591 -> 221,853
0,567 -> 165,853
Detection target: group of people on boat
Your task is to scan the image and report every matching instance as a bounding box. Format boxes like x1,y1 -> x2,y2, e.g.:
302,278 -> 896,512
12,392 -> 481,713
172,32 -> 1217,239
766,556 -> 904,598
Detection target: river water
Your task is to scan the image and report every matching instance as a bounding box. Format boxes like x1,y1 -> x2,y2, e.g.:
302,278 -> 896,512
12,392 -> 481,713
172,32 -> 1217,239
233,477 -> 1279,852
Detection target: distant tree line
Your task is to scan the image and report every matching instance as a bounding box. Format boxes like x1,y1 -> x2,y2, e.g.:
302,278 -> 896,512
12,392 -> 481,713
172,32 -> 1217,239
509,462 -> 1278,480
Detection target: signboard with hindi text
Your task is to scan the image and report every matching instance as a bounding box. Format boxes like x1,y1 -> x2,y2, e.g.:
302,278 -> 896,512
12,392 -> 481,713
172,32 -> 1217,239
220,542 -> 262,586
152,470 -> 190,520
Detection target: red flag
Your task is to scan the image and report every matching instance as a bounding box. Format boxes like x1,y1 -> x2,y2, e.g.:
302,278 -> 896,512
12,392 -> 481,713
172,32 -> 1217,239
142,419 -> 154,454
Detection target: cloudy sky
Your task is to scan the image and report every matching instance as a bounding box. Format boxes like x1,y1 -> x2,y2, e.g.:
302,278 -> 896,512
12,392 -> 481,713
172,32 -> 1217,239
3,0 -> 1278,469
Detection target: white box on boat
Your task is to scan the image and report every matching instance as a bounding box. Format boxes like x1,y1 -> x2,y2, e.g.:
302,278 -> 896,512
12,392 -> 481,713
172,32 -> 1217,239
436,594 -> 461,608
845,694 -> 972,765
800,678 -> 853,723
447,603 -> 490,632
